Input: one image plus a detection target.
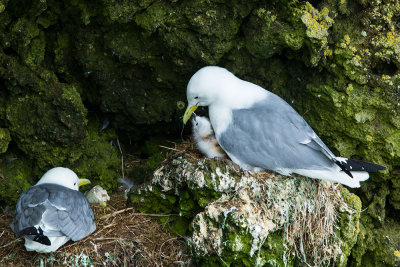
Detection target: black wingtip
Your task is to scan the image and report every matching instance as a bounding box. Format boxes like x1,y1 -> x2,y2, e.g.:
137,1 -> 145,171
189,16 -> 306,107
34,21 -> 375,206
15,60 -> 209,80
34,234 -> 51,246
335,160 -> 353,178
18,226 -> 51,246
345,159 -> 387,172
335,158 -> 386,178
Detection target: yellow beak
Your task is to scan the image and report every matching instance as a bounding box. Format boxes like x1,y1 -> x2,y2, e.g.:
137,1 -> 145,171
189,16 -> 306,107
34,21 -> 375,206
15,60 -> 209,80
78,178 -> 91,187
183,104 -> 198,124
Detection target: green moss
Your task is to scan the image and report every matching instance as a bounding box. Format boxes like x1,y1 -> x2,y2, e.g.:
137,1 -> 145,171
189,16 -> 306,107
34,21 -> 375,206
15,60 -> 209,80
351,219 -> 400,266
0,128 -> 11,153
130,154 -> 165,184
0,156 -> 33,206
196,231 -> 292,266
36,9 -> 58,29
135,1 -> 170,33
23,31 -> 45,69
245,7 -> 303,60
129,185 -> 178,215
10,17 -> 40,48
336,187 -> 362,265
73,122 -> 121,192
0,2 -> 6,14
169,216 -> 191,236
103,0 -> 153,23
128,137 -> 170,183
6,82 -> 87,169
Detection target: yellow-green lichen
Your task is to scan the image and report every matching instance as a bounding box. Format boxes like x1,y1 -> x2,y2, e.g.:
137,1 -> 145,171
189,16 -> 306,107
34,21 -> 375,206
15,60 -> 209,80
0,128 -> 11,154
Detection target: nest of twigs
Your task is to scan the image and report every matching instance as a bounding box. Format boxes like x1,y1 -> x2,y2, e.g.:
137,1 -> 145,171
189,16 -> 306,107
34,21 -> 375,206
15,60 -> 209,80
161,140 -> 348,266
0,187 -> 191,266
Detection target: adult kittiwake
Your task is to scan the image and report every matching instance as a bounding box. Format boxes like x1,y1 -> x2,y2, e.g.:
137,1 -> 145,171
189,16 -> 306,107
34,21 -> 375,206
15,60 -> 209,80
192,114 -> 227,159
10,167 -> 96,253
183,66 -> 386,188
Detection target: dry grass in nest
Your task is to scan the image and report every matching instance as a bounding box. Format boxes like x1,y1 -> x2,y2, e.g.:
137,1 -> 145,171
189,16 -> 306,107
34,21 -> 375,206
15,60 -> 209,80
159,139 -> 204,163
0,188 -> 191,266
286,181 -> 343,266
252,171 -> 344,266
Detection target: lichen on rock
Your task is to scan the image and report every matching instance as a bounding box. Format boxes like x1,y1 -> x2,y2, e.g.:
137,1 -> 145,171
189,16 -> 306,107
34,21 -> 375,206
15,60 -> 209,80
129,151 -> 362,266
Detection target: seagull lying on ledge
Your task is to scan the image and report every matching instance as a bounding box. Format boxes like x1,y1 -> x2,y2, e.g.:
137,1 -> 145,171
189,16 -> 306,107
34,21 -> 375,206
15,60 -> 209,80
10,167 -> 96,253
183,66 -> 386,188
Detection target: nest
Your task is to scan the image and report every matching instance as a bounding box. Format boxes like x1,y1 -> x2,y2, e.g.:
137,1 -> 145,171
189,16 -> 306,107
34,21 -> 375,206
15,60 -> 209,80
160,140 -> 350,266
0,188 -> 191,266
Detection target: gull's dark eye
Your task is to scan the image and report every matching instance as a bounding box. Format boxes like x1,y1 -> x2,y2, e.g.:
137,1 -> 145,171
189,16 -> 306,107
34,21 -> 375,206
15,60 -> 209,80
196,123 -> 198,126
194,96 -> 199,99
74,182 -> 76,186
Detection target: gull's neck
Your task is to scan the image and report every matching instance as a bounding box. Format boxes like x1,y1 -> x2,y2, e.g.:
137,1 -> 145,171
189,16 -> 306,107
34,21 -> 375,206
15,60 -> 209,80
217,79 -> 268,109
208,79 -> 269,135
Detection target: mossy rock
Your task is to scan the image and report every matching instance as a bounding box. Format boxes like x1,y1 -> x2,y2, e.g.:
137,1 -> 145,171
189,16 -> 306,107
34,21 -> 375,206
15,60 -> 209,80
5,83 -> 87,169
72,122 -> 121,192
0,156 -> 33,206
350,218 -> 400,266
129,153 -> 362,266
0,128 -> 11,153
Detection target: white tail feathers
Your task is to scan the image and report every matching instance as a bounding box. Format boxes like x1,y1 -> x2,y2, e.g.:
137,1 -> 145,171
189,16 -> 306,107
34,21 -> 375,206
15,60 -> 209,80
293,169 -> 369,188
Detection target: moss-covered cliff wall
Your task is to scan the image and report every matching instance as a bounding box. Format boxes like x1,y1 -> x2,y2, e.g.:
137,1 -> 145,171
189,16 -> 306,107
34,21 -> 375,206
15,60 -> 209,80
1,0 -> 400,265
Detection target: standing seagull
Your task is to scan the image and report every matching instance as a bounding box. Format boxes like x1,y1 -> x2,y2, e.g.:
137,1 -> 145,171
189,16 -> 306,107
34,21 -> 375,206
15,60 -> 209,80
10,167 -> 96,253
183,66 -> 386,188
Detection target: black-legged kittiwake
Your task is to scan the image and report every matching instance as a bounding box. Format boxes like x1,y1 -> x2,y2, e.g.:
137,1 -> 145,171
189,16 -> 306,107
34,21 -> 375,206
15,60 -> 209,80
192,114 -> 227,159
183,66 -> 386,188
10,167 -> 96,253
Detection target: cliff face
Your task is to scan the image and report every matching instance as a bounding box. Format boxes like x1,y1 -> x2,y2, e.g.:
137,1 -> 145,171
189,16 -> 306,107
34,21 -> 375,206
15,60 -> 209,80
0,0 -> 399,264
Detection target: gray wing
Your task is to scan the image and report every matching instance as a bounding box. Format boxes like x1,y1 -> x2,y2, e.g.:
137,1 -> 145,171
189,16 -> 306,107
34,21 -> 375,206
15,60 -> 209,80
11,184 -> 96,241
218,93 -> 336,170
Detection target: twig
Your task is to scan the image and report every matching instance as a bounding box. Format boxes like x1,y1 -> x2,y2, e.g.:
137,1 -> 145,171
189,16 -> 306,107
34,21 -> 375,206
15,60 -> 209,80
159,237 -> 177,260
180,123 -> 185,142
116,137 -> 125,179
94,223 -> 118,236
97,240 -> 119,246
100,207 -> 179,220
93,237 -> 120,241
1,238 -> 22,248
129,213 -> 179,217
159,145 -> 183,152
100,208 -> 134,220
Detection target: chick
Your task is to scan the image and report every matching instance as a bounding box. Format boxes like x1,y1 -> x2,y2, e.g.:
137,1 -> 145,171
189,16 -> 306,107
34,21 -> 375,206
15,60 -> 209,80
192,114 -> 226,159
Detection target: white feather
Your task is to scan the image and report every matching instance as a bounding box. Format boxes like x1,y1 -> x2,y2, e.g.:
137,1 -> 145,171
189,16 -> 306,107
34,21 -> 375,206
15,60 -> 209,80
293,169 -> 368,188
24,236 -> 70,253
